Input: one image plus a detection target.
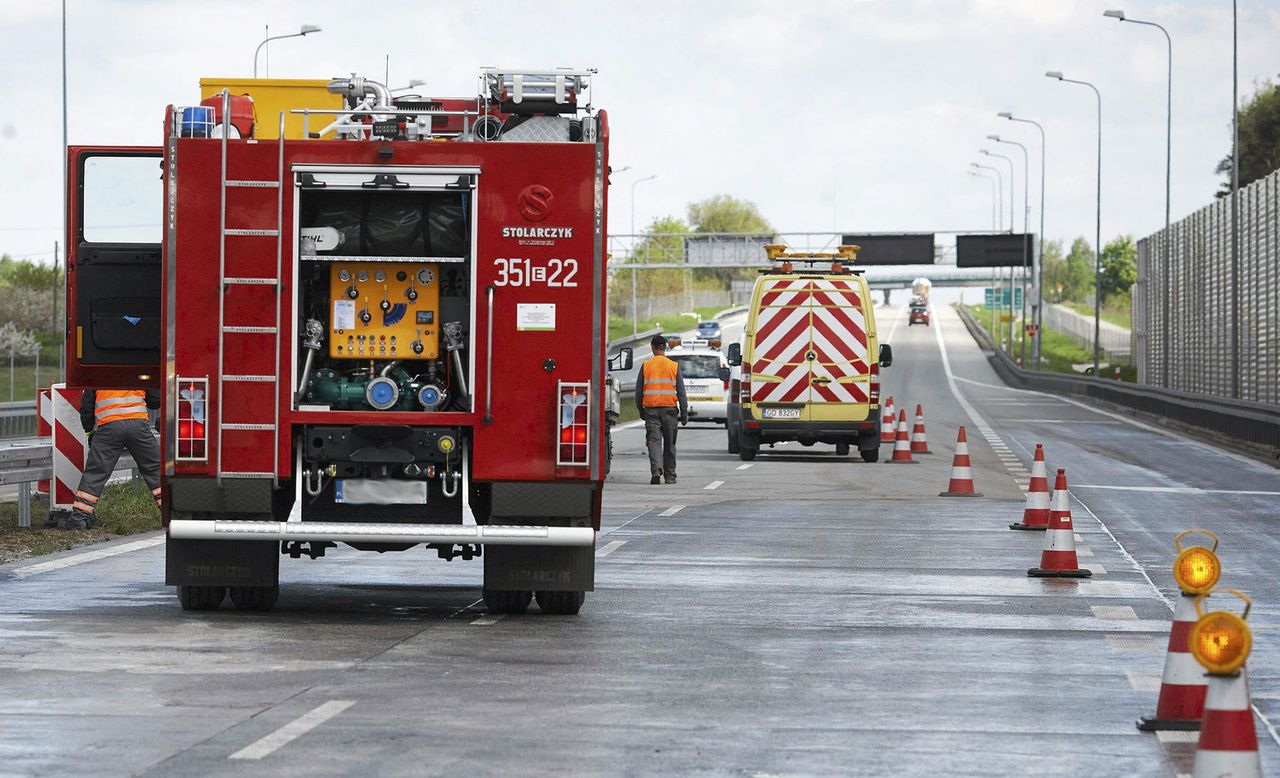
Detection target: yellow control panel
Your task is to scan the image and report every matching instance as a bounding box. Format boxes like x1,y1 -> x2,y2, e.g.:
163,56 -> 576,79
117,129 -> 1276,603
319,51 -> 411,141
329,262 -> 440,360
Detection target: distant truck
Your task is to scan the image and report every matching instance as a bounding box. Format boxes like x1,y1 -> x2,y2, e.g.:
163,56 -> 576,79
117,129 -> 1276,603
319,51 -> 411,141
912,277 -> 931,302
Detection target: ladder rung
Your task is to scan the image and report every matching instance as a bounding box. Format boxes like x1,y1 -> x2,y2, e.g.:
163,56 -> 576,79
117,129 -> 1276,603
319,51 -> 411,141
224,277 -> 278,286
222,326 -> 278,334
225,228 -> 279,237
224,375 -> 276,383
227,180 -> 280,188
222,423 -> 276,431
220,471 -> 276,479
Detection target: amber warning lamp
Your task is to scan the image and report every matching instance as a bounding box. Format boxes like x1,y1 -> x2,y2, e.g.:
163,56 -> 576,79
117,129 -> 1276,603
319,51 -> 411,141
1189,588 -> 1252,676
1172,529 -> 1221,595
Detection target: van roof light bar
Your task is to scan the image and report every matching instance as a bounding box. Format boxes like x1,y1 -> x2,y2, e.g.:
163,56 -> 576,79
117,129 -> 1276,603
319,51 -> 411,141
762,244 -> 861,275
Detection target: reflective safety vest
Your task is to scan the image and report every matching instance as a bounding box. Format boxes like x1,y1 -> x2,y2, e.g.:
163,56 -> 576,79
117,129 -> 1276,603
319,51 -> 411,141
95,390 -> 149,426
642,355 -> 680,408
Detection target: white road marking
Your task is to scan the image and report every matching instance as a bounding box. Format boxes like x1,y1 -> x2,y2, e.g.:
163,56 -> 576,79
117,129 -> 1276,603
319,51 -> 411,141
1125,670 -> 1163,692
10,535 -> 165,579
736,463 -> 754,470
596,540 -> 627,558
1091,605 -> 1138,620
658,505 -> 684,516
1156,731 -> 1200,744
881,304 -> 906,345
1074,484 -> 1280,496
1084,563 -> 1106,575
1074,534 -> 1083,542
1076,547 -> 1094,557
1007,419 -> 1122,424
471,614 -> 507,626
704,480 -> 724,490
1106,635 -> 1163,653
229,700 -> 356,760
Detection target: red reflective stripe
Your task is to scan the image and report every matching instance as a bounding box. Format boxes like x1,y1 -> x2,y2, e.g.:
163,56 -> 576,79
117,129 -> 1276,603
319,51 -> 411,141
1169,619 -> 1193,652
1198,708 -> 1259,751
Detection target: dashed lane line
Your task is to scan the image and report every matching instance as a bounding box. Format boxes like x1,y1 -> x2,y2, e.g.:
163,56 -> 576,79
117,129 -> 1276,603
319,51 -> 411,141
471,614 -> 507,626
1090,605 -> 1137,620
658,505 -> 685,517
1075,484 -> 1280,496
704,481 -> 724,490
1125,671 -> 1163,692
229,700 -> 356,760
736,463 -> 754,470
1156,731 -> 1200,744
596,540 -> 627,558
9,535 -> 165,579
1105,635 -> 1163,653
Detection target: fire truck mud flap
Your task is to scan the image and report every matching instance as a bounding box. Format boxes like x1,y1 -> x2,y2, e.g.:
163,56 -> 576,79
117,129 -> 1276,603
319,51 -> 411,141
165,537 -> 280,588
483,482 -> 597,593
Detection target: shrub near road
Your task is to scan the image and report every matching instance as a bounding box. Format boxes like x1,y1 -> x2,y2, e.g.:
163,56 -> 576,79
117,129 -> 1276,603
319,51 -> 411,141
0,481 -> 160,564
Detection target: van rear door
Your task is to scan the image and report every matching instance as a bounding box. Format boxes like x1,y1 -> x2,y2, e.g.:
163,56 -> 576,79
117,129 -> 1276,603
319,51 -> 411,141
66,147 -> 163,388
749,277 -> 812,406
806,278 -> 871,418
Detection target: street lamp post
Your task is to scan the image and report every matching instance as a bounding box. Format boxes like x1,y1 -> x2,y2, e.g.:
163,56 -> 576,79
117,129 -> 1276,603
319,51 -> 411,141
1105,9 -> 1173,388
972,162 -> 1007,348
1047,70 -> 1104,377
629,174 -> 657,335
967,169 -> 999,230
970,163 -> 1004,232
253,24 -> 322,78
998,112 -> 1048,370
979,149 -> 1016,234
990,134 -> 1031,366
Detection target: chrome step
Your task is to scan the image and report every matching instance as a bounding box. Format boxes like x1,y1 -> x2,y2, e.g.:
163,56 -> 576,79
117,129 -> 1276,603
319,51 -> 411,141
169,520 -> 596,547
224,228 -> 280,237
222,326 -> 278,334
221,423 -> 276,431
225,277 -> 278,286
226,180 -> 280,188
224,374 -> 275,383
217,472 -> 276,480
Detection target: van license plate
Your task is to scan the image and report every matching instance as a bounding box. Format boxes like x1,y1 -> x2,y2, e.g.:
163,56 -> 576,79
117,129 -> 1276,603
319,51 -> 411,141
762,408 -> 801,420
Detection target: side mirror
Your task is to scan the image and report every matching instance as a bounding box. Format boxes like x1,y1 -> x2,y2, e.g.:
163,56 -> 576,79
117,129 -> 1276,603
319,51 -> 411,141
879,343 -> 893,367
717,366 -> 731,382
608,347 -> 634,372
726,342 -> 742,366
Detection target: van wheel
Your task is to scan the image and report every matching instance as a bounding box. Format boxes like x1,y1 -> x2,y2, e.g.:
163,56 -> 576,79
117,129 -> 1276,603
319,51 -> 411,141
739,446 -> 757,462
861,448 -> 880,463
229,585 -> 279,611
727,427 -> 741,454
178,585 -> 226,611
836,443 -> 851,456
536,590 -> 585,615
484,589 -> 532,614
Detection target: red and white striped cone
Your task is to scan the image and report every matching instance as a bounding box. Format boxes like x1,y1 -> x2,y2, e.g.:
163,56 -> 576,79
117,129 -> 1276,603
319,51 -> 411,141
1010,443 -> 1050,531
1027,469 -> 1091,578
886,410 -> 916,464
909,404 -> 931,454
1137,595 -> 1208,731
1192,668 -> 1261,778
939,426 -> 982,496
880,396 -> 896,444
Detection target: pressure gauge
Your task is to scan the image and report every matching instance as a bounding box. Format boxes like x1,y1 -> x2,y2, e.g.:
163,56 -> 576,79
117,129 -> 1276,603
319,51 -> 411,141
375,270 -> 386,282
338,269 -> 352,282
416,268 -> 434,285
356,270 -> 369,282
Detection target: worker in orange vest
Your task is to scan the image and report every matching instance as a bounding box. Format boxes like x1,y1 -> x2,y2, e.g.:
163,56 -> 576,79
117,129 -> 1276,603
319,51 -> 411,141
58,389 -> 162,530
634,334 -> 688,485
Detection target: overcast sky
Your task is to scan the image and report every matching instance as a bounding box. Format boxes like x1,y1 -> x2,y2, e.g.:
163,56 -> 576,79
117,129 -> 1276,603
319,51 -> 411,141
2,0 -> 1277,264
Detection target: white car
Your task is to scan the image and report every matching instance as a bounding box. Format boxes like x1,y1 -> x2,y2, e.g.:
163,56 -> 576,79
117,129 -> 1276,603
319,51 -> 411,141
668,343 -> 729,425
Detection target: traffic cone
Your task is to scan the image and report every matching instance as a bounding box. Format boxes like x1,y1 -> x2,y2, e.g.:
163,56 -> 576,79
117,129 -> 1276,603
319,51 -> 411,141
939,427 -> 982,496
1192,668 -> 1261,778
886,410 -> 916,464
910,404 -> 931,454
1009,443 -> 1050,530
1137,595 -> 1208,731
1027,469 -> 1091,578
880,396 -> 896,444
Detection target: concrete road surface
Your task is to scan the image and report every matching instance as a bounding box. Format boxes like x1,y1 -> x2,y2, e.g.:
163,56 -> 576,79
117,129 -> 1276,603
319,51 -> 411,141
1,303 -> 1277,776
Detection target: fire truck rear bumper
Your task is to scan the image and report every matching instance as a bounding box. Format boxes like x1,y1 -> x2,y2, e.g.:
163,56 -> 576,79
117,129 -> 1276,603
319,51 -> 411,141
168,520 -> 596,547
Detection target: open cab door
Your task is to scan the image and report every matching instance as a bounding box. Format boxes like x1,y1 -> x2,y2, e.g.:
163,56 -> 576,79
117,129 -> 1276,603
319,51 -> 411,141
66,147 -> 163,388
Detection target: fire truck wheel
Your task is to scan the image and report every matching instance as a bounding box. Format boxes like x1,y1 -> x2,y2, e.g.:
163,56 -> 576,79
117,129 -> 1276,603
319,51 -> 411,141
861,448 -> 880,463
727,427 -> 741,454
535,590 -> 585,616
229,585 -> 280,611
483,589 -> 532,615
605,431 -> 614,476
738,446 -> 757,462
835,443 -> 851,456
177,585 -> 226,611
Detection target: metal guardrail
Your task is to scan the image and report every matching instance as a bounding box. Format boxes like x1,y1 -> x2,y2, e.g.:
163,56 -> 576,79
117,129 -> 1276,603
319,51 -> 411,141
0,401 -> 38,440
956,305 -> 1280,456
0,441 -> 140,529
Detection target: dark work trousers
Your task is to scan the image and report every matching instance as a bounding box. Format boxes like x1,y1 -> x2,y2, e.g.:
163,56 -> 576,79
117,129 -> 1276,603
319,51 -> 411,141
642,406 -> 679,478
71,418 -> 162,524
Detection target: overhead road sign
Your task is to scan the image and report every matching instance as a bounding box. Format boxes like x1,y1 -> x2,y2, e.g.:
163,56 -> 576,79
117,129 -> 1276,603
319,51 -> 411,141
984,288 -> 1022,308
684,234 -> 778,266
957,233 -> 1034,267
839,234 -> 935,265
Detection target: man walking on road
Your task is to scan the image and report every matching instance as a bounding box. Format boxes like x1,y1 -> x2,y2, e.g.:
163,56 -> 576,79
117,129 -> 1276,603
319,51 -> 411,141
636,334 -> 688,485
59,389 -> 162,530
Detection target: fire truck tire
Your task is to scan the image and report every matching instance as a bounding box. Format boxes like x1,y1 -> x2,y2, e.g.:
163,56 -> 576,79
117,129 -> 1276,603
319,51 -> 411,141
835,443 -> 851,456
861,448 -> 880,463
727,427 -> 741,454
535,590 -> 585,615
483,588 -> 532,615
229,585 -> 280,611
605,431 -> 614,476
178,585 -> 226,611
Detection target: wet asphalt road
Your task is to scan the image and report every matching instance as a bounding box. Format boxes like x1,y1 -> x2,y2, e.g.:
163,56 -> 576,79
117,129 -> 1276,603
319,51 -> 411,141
1,304 -> 1278,776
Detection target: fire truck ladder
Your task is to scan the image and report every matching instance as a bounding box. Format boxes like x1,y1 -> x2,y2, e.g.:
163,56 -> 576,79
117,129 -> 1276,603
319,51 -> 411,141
215,94 -> 284,485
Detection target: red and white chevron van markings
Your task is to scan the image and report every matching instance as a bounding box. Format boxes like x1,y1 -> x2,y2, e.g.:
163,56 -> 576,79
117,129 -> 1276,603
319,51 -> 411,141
758,279 -> 811,307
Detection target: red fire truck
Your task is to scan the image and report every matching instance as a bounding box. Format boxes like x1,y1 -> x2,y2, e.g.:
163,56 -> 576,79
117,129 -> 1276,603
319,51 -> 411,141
65,69 -> 627,614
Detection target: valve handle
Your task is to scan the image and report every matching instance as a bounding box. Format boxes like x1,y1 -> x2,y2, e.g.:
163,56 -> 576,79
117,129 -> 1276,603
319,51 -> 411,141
1175,529 -> 1219,554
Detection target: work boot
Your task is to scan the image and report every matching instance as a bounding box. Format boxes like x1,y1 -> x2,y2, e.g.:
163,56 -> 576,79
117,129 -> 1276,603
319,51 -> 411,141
665,476 -> 677,484
650,474 -> 661,485
57,515 -> 87,531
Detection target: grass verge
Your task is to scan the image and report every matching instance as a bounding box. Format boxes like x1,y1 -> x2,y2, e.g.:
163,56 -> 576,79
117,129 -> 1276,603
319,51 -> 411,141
0,481 -> 161,564
607,306 -> 731,345
963,305 -> 1136,382
1061,300 -> 1132,330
